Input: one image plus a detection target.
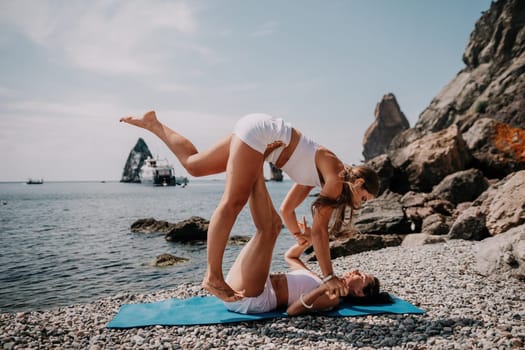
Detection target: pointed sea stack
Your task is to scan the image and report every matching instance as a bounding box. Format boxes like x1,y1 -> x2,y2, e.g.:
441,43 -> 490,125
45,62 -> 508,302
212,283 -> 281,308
120,138 -> 153,183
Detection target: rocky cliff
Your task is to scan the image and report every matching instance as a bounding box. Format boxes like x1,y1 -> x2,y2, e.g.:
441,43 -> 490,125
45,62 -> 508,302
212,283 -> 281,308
414,0 -> 525,133
120,138 -> 153,183
333,0 -> 524,278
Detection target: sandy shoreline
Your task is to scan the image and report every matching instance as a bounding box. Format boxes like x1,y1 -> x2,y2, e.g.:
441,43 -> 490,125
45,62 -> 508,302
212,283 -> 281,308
1,239 -> 524,349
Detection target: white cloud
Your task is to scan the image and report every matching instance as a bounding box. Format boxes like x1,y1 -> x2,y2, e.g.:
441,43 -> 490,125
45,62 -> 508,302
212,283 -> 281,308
251,21 -> 277,37
0,86 -> 16,98
0,0 -> 199,75
1,98 -> 122,120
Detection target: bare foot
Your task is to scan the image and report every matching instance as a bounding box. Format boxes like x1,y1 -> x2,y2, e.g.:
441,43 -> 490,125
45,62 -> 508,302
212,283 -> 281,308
119,110 -> 160,132
202,276 -> 244,302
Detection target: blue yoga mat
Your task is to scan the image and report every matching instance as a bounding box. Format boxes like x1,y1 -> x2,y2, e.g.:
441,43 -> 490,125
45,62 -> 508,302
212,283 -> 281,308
107,295 -> 424,328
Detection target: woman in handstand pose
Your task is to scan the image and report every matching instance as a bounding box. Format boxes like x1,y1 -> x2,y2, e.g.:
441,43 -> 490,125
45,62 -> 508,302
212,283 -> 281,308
120,111 -> 379,302
224,172 -> 389,315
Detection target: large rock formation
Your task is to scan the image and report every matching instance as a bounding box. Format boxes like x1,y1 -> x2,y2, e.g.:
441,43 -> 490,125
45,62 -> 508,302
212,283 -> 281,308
120,138 -> 153,183
389,124 -> 472,192
329,0 -> 525,279
362,93 -> 410,161
414,0 -> 525,132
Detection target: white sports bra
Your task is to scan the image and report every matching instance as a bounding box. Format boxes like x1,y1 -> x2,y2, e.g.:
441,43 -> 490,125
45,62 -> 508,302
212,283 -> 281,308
266,135 -> 322,187
285,269 -> 322,306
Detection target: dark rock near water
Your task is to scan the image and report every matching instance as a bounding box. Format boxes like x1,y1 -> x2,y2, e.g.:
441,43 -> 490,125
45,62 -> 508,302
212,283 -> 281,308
130,216 -> 251,244
151,253 -> 189,267
131,218 -> 173,233
228,235 -> 251,245
120,138 -> 153,183
268,162 -> 283,181
165,216 -> 210,243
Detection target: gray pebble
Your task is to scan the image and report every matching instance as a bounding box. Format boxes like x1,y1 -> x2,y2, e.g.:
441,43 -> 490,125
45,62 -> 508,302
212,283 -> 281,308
1,240 -> 524,349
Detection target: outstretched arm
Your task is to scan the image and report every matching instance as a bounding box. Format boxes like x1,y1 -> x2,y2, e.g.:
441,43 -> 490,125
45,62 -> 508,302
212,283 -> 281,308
284,216 -> 312,271
280,184 -> 314,237
284,241 -> 310,271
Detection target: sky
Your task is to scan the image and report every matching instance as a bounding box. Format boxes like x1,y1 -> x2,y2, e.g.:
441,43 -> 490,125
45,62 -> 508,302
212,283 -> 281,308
0,0 -> 492,182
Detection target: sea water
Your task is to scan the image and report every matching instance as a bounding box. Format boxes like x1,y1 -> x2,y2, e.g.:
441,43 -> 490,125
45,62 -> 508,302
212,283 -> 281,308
0,180 -> 314,313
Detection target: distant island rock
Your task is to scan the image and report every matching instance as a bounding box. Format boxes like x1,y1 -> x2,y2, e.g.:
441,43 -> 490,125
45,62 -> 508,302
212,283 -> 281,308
268,162 -> 283,181
120,138 -> 153,183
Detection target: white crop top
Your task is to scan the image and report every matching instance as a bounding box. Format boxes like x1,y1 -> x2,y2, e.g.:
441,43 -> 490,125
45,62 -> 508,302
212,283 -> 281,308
281,134 -> 322,187
233,113 -> 322,188
285,269 -> 322,306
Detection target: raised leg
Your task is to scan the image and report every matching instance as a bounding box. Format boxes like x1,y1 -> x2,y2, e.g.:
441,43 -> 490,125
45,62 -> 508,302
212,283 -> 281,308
201,136 -> 266,301
226,172 -> 282,296
120,110 -> 230,176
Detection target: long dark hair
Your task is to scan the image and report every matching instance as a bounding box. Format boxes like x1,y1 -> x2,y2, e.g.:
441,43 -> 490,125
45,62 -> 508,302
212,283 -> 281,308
311,165 -> 379,236
342,276 -> 393,305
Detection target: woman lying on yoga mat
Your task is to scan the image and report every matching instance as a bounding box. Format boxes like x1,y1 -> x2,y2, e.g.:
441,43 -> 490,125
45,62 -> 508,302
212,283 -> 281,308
120,111 -> 379,302
223,171 -> 391,315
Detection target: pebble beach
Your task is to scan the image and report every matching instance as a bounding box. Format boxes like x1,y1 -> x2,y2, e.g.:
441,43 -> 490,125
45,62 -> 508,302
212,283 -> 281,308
1,239 -> 524,350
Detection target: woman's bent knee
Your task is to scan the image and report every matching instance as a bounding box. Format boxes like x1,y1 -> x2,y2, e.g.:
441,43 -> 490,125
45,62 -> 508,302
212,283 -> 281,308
184,163 -> 208,177
218,196 -> 250,216
262,214 -> 282,241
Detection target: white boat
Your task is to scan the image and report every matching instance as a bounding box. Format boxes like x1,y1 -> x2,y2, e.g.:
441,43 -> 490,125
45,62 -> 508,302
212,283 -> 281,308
26,178 -> 44,185
140,157 -> 188,187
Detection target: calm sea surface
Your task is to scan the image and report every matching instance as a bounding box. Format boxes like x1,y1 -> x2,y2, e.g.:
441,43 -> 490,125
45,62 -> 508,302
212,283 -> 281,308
0,180 -> 314,313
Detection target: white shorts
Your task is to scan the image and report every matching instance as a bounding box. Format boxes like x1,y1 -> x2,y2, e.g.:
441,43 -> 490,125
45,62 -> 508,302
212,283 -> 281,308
232,113 -> 292,161
223,275 -> 277,314
233,113 -> 322,187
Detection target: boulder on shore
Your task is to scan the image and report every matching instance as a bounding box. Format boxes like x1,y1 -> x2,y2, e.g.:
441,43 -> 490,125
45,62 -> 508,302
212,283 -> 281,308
475,224 -> 525,278
150,253 -> 189,267
130,216 -> 251,244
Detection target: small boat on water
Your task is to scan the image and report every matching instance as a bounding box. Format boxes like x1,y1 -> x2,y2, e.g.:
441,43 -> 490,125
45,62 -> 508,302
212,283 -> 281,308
26,178 -> 44,185
140,157 -> 188,187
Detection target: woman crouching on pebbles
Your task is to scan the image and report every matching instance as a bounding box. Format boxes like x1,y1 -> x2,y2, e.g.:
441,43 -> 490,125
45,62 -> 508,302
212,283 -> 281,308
120,111 -> 379,302
224,172 -> 390,315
